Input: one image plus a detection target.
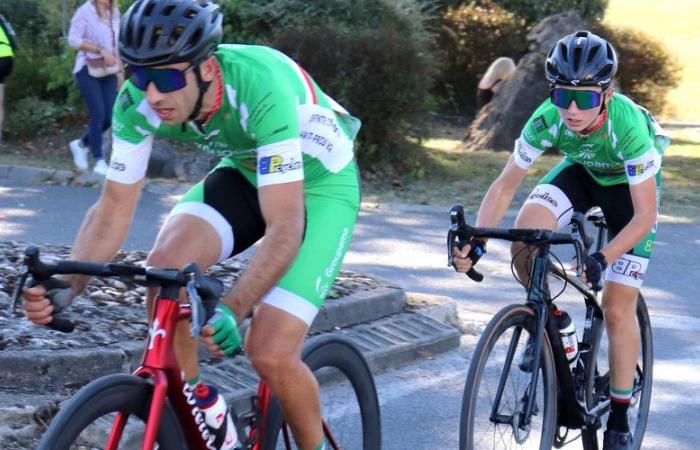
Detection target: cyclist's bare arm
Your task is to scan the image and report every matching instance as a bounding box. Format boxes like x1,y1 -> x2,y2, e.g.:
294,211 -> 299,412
66,179 -> 144,293
475,154 -> 528,227
23,179 -> 143,324
224,180 -> 305,320
453,155 -> 527,272
599,176 -> 657,264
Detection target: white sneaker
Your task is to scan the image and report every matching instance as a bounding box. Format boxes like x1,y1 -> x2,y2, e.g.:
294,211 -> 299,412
69,139 -> 89,171
93,159 -> 109,176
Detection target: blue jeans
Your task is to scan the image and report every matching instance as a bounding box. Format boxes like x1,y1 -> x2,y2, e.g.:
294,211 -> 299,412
75,66 -> 117,160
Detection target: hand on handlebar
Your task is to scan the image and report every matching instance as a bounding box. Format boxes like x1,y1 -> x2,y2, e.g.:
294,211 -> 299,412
581,252 -> 607,291
22,277 -> 75,326
451,239 -> 486,273
200,304 -> 242,357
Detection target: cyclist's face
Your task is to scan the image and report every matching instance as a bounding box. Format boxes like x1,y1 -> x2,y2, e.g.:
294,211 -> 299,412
145,61 -> 213,125
555,85 -> 610,133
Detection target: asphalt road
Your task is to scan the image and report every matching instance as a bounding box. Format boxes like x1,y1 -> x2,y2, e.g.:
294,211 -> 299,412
1,180 -> 698,449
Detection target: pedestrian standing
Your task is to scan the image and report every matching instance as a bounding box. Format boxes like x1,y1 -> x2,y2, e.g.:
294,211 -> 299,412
67,0 -> 121,175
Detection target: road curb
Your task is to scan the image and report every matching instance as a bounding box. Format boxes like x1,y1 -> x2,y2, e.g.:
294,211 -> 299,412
0,291 -> 462,448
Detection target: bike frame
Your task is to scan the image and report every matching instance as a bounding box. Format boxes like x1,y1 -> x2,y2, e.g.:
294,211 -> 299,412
491,220 -> 612,430
105,284 -> 273,450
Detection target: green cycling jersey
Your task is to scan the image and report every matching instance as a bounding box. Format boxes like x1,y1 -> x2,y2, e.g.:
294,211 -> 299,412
514,93 -> 669,186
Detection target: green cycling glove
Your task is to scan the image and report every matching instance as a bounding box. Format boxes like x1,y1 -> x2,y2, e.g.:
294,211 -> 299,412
207,304 -> 242,356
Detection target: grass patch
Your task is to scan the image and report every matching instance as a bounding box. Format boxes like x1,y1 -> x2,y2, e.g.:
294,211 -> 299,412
605,0 -> 700,122
363,122 -> 700,221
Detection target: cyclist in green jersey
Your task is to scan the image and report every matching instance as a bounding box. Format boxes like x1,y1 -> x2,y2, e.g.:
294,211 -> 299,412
452,31 -> 667,450
22,1 -> 360,449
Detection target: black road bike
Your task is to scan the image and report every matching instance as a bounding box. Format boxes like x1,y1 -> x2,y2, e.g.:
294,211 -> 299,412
447,205 -> 652,449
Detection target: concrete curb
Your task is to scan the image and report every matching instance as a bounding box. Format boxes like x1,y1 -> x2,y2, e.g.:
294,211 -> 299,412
0,286 -> 408,391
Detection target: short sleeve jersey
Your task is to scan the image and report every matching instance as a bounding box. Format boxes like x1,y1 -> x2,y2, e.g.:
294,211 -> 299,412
513,93 -> 668,186
108,44 -> 361,187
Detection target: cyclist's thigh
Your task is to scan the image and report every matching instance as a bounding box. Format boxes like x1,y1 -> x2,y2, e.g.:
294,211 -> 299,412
594,171 -> 661,289
246,304 -> 309,362
164,164 -> 266,264
520,159 -> 595,231
262,165 -> 361,327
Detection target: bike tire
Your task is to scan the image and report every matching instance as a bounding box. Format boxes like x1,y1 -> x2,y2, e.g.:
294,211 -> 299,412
581,293 -> 653,450
261,334 -> 381,450
460,304 -> 558,450
38,373 -> 187,450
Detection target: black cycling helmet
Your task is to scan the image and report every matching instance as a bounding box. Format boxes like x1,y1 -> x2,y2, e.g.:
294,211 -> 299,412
545,30 -> 618,90
120,0 -> 223,67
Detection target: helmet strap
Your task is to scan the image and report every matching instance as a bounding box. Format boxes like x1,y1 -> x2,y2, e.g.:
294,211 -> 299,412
181,62 -> 212,132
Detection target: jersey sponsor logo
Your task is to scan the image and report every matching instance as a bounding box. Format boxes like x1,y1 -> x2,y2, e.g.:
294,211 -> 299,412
316,227 -> 350,299
110,161 -> 126,172
626,160 -> 655,177
300,129 -> 335,153
516,141 -> 532,164
119,89 -> 134,112
611,257 -> 645,280
259,155 -> 302,175
532,115 -> 548,133
528,190 -> 558,208
579,144 -> 596,159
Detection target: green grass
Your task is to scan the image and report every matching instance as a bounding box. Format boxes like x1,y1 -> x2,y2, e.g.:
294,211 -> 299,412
363,126 -> 700,221
605,0 -> 700,122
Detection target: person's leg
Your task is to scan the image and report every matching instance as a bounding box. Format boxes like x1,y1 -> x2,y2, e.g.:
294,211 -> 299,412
246,306 -> 322,450
601,281 -> 640,433
145,212 -> 222,378
247,165 -> 359,450
97,74 -> 118,160
75,67 -> 106,161
511,161 -> 590,284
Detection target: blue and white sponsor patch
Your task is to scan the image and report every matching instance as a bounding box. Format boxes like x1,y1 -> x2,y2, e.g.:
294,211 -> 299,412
624,147 -> 660,185
256,139 -> 304,187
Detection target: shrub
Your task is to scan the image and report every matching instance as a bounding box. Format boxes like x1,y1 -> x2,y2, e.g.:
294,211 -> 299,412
591,23 -> 681,115
4,96 -> 77,138
268,0 -> 437,165
434,2 -> 527,115
490,0 -> 608,26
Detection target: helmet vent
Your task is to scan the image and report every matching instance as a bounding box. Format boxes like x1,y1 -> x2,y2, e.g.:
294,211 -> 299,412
150,26 -> 163,49
189,28 -> 203,50
587,44 -> 600,62
137,24 -> 146,47
170,25 -> 185,46
162,5 -> 176,16
595,64 -> 613,80
573,47 -> 582,72
185,8 -> 198,19
143,1 -> 155,16
560,44 -> 568,62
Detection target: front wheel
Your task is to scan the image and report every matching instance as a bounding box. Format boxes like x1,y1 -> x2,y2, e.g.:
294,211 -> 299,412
581,293 -> 653,450
460,304 -> 558,450
261,334 -> 381,450
38,373 -> 187,450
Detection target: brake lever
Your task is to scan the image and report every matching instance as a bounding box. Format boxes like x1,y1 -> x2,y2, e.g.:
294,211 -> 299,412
187,276 -> 205,338
8,264 -> 29,317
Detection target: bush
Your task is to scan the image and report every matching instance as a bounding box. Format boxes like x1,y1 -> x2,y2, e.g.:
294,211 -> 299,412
4,96 -> 77,138
591,23 -> 681,115
268,0 -> 437,165
490,0 -> 608,26
434,2 -> 527,115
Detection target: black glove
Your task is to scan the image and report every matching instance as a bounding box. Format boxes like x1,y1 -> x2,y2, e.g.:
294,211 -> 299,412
467,239 -> 486,267
584,252 -> 607,290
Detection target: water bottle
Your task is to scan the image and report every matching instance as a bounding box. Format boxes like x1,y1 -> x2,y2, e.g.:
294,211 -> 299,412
554,309 -> 579,372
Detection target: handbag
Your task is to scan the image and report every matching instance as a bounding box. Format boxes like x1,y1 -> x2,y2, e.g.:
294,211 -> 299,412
87,58 -> 120,78
86,12 -> 119,78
